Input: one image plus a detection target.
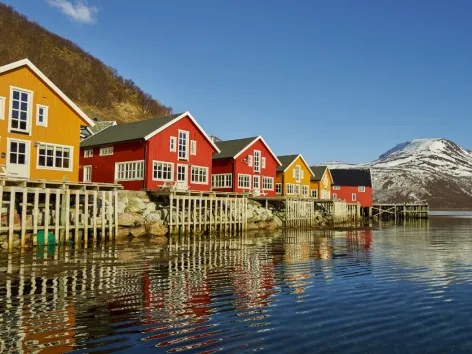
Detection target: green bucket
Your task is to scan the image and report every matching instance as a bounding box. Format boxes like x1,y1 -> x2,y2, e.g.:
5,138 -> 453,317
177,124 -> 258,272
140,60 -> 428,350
36,231 -> 57,246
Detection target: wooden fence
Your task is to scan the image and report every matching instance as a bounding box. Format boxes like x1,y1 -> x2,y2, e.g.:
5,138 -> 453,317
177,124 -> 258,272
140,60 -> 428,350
285,199 -> 315,228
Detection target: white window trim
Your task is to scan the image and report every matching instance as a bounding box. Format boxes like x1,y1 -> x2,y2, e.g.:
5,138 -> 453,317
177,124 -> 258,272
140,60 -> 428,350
115,160 -> 145,181
212,173 -> 233,188
7,137 -> 31,177
275,183 -> 282,194
333,193 -> 337,199
84,149 -> 93,158
0,96 -> 5,120
83,165 -> 92,182
170,136 -> 177,152
254,150 -> 261,173
100,147 -> 114,156
152,160 -> 174,181
9,86 -> 34,135
311,189 -> 318,198
178,129 -> 190,161
352,193 -> 357,201
302,185 -> 309,196
238,173 -> 251,189
358,186 -> 366,192
191,165 -> 209,185
190,140 -> 197,156
333,185 -> 340,190
36,142 -> 74,172
262,176 -> 274,190
286,183 -> 295,195
261,157 -> 266,169
247,155 -> 253,167
36,104 -> 48,127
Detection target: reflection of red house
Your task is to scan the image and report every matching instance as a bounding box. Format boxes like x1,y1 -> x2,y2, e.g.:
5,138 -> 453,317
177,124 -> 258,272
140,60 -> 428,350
330,169 -> 373,207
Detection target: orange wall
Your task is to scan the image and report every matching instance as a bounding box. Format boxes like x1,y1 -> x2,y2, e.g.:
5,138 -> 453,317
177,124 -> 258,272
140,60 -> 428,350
310,169 -> 333,199
275,156 -> 312,197
0,66 -> 87,181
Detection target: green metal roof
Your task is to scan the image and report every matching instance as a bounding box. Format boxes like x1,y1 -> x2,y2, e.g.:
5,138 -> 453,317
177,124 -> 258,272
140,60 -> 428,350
310,165 -> 328,181
213,137 -> 258,160
89,120 -> 116,134
80,113 -> 183,148
276,155 -> 299,172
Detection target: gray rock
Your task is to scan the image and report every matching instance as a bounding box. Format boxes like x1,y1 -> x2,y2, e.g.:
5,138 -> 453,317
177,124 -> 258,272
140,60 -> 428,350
273,216 -> 283,227
117,201 -> 126,214
145,203 -> 156,212
118,213 -> 145,227
128,197 -> 147,211
145,212 -> 161,224
147,222 -> 168,236
130,226 -> 146,237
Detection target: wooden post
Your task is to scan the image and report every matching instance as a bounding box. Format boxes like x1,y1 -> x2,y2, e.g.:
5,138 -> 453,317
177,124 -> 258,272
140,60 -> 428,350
84,190 -> 89,247
8,189 -> 15,250
187,195 -> 191,234
101,191 -> 106,240
75,191 -> 80,245
55,189 -> 60,244
93,190 -> 98,244
33,188 -> 39,239
114,189 -> 119,239
44,189 -> 50,246
21,189 -> 27,248
65,189 -> 70,243
108,191 -> 113,238
204,197 -> 208,233
175,194 -> 179,234
193,197 -> 197,233
169,193 -> 174,234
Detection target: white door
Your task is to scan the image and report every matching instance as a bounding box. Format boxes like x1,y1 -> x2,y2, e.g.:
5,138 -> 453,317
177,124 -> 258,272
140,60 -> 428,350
7,139 -> 30,178
176,164 -> 188,190
83,166 -> 92,182
253,175 -> 260,195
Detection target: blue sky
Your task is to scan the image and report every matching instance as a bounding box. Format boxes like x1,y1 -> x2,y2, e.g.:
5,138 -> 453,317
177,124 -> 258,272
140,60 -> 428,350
4,0 -> 472,164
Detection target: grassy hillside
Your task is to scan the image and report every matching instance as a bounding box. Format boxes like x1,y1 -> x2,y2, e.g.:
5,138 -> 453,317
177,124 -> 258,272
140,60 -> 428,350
0,4 -> 171,123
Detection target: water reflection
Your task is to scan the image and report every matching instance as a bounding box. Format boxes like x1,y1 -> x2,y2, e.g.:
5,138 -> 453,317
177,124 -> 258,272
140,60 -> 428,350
2,218 -> 472,352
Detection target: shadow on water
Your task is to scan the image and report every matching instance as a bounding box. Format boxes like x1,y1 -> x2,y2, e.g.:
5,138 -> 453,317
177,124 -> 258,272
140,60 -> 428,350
1,217 -> 472,353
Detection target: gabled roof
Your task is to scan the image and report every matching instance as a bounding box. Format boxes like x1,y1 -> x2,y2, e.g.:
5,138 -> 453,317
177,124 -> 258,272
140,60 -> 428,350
0,58 -> 94,126
213,136 -> 282,166
310,165 -> 332,182
90,120 -> 117,134
80,112 -> 220,152
330,169 -> 372,187
276,154 -> 314,176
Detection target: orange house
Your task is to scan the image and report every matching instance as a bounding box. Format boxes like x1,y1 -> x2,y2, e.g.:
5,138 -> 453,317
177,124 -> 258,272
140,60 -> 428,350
309,165 -> 333,200
0,59 -> 94,181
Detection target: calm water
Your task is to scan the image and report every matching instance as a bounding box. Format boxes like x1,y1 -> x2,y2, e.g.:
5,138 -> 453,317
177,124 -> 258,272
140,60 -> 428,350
1,216 -> 472,353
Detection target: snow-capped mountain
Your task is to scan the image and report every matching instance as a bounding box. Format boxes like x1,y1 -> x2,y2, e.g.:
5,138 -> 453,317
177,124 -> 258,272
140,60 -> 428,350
327,138 -> 472,209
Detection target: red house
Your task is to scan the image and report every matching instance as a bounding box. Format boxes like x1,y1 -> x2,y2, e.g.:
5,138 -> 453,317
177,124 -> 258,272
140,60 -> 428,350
79,112 -> 220,191
211,136 -> 281,196
330,169 -> 373,208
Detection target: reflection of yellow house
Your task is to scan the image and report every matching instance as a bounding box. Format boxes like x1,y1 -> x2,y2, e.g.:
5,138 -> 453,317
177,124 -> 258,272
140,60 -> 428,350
309,166 -> 333,200
275,154 -> 314,197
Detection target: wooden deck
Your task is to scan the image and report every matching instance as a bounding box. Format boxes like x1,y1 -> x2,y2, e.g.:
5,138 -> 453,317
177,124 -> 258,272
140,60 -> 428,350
372,203 -> 429,221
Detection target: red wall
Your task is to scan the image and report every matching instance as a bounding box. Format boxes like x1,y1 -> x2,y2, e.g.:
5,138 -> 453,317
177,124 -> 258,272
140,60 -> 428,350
212,138 -> 278,196
332,186 -> 373,207
79,140 -> 145,190
145,116 -> 215,191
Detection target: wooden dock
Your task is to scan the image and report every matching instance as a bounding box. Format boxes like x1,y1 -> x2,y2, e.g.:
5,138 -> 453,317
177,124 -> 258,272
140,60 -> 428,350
371,203 -> 429,221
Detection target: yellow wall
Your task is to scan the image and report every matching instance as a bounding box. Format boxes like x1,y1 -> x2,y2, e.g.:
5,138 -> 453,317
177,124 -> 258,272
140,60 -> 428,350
310,169 -> 333,199
275,156 -> 312,197
0,66 -> 87,181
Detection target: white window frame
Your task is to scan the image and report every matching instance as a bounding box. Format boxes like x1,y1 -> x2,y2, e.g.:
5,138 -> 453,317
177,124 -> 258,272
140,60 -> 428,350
100,147 -> 114,156
247,155 -> 253,167
262,176 -> 274,190
238,174 -> 251,189
294,165 -> 301,183
294,184 -> 300,196
115,160 -> 145,181
152,160 -> 174,181
170,136 -> 177,152
333,193 -> 337,199
36,142 -> 73,171
36,104 -> 48,127
9,86 -> 33,135
212,173 -> 232,188
352,193 -> 357,201
0,96 -> 5,120
333,185 -> 340,190
190,140 -> 197,155
275,183 -> 282,194
84,149 -> 93,158
177,164 -> 188,182
253,175 -> 260,190
178,130 -> 189,160
286,183 -> 294,194
311,189 -> 318,198
302,185 -> 309,197
358,186 -> 366,192
83,165 -> 92,182
261,157 -> 266,169
254,150 -> 261,173
191,165 -> 208,184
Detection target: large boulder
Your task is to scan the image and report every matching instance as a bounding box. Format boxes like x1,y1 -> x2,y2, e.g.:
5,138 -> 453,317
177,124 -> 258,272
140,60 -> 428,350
147,222 -> 168,236
145,212 -> 161,224
273,215 -> 283,227
127,197 -> 147,211
116,228 -> 131,240
118,213 -> 145,227
117,201 -> 126,214
130,226 -> 146,237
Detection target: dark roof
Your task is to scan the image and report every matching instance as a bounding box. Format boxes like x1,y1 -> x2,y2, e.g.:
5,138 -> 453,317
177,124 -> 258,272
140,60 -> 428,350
310,165 -> 328,181
90,120 -> 116,134
330,169 -> 372,187
80,113 -> 182,148
213,137 -> 258,160
276,155 -> 299,172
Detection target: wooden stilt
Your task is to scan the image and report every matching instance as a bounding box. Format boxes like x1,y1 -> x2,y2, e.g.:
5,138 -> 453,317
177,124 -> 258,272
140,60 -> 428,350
55,190 -> 60,244
44,189 -> 50,246
101,191 -> 106,241
65,189 -> 70,243
33,188 -> 39,239
75,191 -> 80,245
20,189 -> 27,248
8,189 -> 15,250
93,190 -> 98,244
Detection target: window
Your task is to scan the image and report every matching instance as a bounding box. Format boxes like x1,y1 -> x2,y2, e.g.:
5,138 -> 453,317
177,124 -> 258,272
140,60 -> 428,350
83,166 -> 92,182
253,176 -> 260,189
254,150 -> 261,172
100,147 -> 113,156
191,166 -> 208,184
311,190 -> 318,198
84,149 -> 93,158
0,96 -> 5,120
153,161 -> 173,181
10,88 -> 31,133
276,183 -> 282,194
191,140 -> 197,155
295,184 -> 300,196
9,141 -> 27,165
262,157 -> 266,169
293,165 -> 301,182
116,161 -> 144,181
238,174 -> 251,189
170,137 -> 176,152
302,185 -> 309,197
212,174 -> 232,188
178,130 -> 189,160
247,155 -> 253,167
36,105 -> 48,126
333,185 -> 340,190
177,165 -> 187,182
262,177 -> 274,190
37,143 -> 72,170
352,193 -> 357,201
286,183 -> 294,194
333,193 -> 337,199
358,186 -> 365,192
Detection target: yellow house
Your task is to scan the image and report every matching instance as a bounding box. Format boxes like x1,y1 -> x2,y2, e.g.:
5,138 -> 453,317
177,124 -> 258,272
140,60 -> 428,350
0,59 -> 94,181
275,154 -> 314,197
309,166 -> 333,200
